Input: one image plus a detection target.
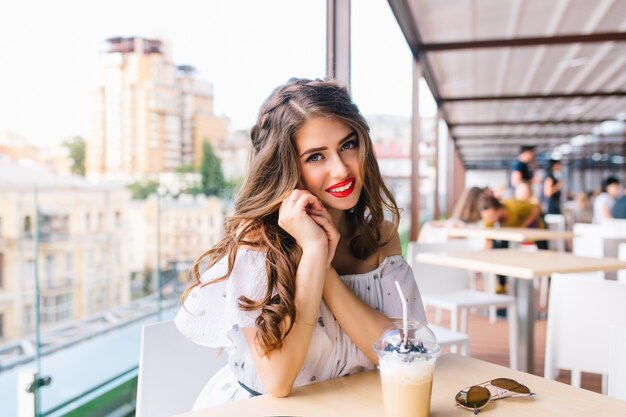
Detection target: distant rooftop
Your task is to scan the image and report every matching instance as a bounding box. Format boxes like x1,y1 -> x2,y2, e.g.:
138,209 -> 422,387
0,156 -> 121,191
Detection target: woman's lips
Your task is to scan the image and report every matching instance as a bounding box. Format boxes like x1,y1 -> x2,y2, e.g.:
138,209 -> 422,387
326,178 -> 356,198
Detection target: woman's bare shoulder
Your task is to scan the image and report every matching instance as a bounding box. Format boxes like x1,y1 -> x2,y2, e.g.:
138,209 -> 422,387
379,220 -> 402,258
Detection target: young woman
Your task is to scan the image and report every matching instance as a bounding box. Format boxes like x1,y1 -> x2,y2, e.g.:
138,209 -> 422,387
175,78 -> 426,409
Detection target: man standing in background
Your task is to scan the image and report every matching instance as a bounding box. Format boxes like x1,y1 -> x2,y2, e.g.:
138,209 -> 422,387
511,145 -> 536,188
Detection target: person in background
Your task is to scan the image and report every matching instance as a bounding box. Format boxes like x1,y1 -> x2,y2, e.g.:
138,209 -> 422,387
446,186 -> 485,227
174,78 -> 426,408
479,195 -> 543,293
593,176 -> 620,223
611,188 -> 626,219
510,145 -> 536,188
543,159 -> 563,215
514,183 -> 545,230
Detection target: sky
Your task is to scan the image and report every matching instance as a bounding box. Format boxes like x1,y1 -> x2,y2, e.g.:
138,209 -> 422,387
0,0 -> 435,146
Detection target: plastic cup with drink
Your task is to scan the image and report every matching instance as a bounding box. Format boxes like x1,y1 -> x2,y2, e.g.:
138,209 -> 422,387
373,281 -> 440,417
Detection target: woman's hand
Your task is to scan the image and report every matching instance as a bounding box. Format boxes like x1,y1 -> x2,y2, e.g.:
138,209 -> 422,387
278,190 -> 328,254
308,204 -> 340,267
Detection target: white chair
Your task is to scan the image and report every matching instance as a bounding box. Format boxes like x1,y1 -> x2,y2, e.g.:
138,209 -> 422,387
617,243 -> 626,283
416,220 -> 449,243
573,222 -> 626,280
544,275 -> 626,394
608,324 -> 626,401
430,324 -> 470,355
408,240 -> 518,369
136,320 -> 226,417
544,214 -> 566,252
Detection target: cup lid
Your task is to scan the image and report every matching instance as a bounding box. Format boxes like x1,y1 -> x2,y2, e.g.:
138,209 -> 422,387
374,319 -> 441,357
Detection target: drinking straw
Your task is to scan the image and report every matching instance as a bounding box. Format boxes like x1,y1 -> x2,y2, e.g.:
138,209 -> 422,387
394,280 -> 408,348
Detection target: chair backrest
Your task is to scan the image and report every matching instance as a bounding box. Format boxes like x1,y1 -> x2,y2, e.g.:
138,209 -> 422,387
417,220 -> 449,243
136,320 -> 226,417
608,324 -> 626,401
617,243 -> 626,283
545,276 -> 626,378
408,240 -> 473,294
573,223 -> 605,258
544,214 -> 565,252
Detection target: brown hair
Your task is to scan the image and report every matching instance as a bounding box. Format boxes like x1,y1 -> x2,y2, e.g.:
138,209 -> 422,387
479,195 -> 504,211
181,78 -> 399,355
451,186 -> 484,223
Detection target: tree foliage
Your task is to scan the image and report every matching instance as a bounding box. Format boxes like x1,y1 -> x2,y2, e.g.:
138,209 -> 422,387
200,140 -> 225,197
127,179 -> 160,200
63,136 -> 86,176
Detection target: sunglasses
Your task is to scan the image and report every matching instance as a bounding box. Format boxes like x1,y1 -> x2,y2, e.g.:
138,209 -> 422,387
455,378 -> 535,414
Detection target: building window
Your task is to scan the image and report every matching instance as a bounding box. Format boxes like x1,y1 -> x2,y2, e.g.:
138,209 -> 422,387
97,212 -> 103,230
41,293 -> 73,324
0,313 -> 4,339
85,212 -> 90,231
44,255 -> 54,288
115,210 -> 122,227
65,254 -> 73,285
0,216 -> 3,237
0,253 -> 4,289
24,216 -> 32,237
23,306 -> 34,332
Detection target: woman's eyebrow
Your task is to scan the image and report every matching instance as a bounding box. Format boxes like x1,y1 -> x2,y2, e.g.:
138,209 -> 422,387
299,131 -> 356,158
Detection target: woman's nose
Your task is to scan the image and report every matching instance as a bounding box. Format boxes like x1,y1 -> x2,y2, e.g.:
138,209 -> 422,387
329,153 -> 349,178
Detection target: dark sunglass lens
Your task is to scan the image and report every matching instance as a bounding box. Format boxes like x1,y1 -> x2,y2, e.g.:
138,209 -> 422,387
491,378 -> 531,394
456,386 -> 491,408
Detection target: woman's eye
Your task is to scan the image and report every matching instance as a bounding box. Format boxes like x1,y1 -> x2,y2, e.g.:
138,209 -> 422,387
306,153 -> 323,163
341,140 -> 358,151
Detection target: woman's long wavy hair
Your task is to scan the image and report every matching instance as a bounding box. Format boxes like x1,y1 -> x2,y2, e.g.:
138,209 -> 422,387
181,78 -> 400,355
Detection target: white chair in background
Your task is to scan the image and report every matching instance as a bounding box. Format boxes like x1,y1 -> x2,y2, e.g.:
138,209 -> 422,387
136,320 -> 226,417
572,223 -> 605,258
544,275 -> 626,394
608,324 -> 626,401
617,243 -> 626,283
544,214 -> 566,252
573,222 -> 626,280
408,240 -> 518,369
416,220 -> 449,243
429,324 -> 470,356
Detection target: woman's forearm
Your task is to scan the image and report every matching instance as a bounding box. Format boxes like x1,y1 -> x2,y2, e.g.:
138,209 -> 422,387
244,247 -> 327,397
322,268 -> 391,363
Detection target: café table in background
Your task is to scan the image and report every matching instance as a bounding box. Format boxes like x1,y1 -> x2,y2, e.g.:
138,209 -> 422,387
415,248 -> 626,373
446,226 -> 574,242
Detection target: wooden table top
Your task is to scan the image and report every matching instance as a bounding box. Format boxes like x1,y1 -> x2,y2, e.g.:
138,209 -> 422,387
174,353 -> 626,417
446,227 -> 574,242
416,248 -> 626,279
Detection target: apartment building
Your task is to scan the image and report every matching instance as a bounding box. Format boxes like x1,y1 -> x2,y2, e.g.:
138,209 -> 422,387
87,37 -> 228,180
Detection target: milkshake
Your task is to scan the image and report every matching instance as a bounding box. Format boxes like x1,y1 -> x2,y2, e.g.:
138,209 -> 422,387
374,320 -> 440,417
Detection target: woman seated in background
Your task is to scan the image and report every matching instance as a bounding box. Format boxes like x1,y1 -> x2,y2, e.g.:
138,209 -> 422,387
445,186 -> 485,228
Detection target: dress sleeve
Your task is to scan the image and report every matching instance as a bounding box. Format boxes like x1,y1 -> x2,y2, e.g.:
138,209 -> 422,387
174,250 -> 268,347
379,256 -> 428,324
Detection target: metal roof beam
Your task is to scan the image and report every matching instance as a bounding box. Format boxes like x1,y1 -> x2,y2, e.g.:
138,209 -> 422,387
449,118 -> 611,127
422,32 -> 626,52
455,133 -> 623,140
441,91 -> 626,102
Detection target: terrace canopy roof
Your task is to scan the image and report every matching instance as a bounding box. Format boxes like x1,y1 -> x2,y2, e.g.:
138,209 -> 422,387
388,0 -> 626,169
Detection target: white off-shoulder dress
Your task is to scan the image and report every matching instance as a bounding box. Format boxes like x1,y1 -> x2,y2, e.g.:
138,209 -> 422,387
175,249 -> 427,410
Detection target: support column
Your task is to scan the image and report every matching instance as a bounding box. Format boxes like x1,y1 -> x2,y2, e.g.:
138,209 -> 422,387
433,110 -> 441,220
410,60 -> 422,242
445,136 -> 455,217
326,0 -> 351,89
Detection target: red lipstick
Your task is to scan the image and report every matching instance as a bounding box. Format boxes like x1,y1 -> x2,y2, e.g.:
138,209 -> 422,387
325,178 -> 356,198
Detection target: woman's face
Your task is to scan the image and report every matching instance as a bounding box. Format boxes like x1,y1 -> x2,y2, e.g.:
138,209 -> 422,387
294,117 -> 363,211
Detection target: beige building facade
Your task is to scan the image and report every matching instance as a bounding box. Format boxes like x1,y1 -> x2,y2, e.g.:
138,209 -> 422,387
87,37 -> 227,180
126,194 -> 226,293
0,158 -> 132,341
